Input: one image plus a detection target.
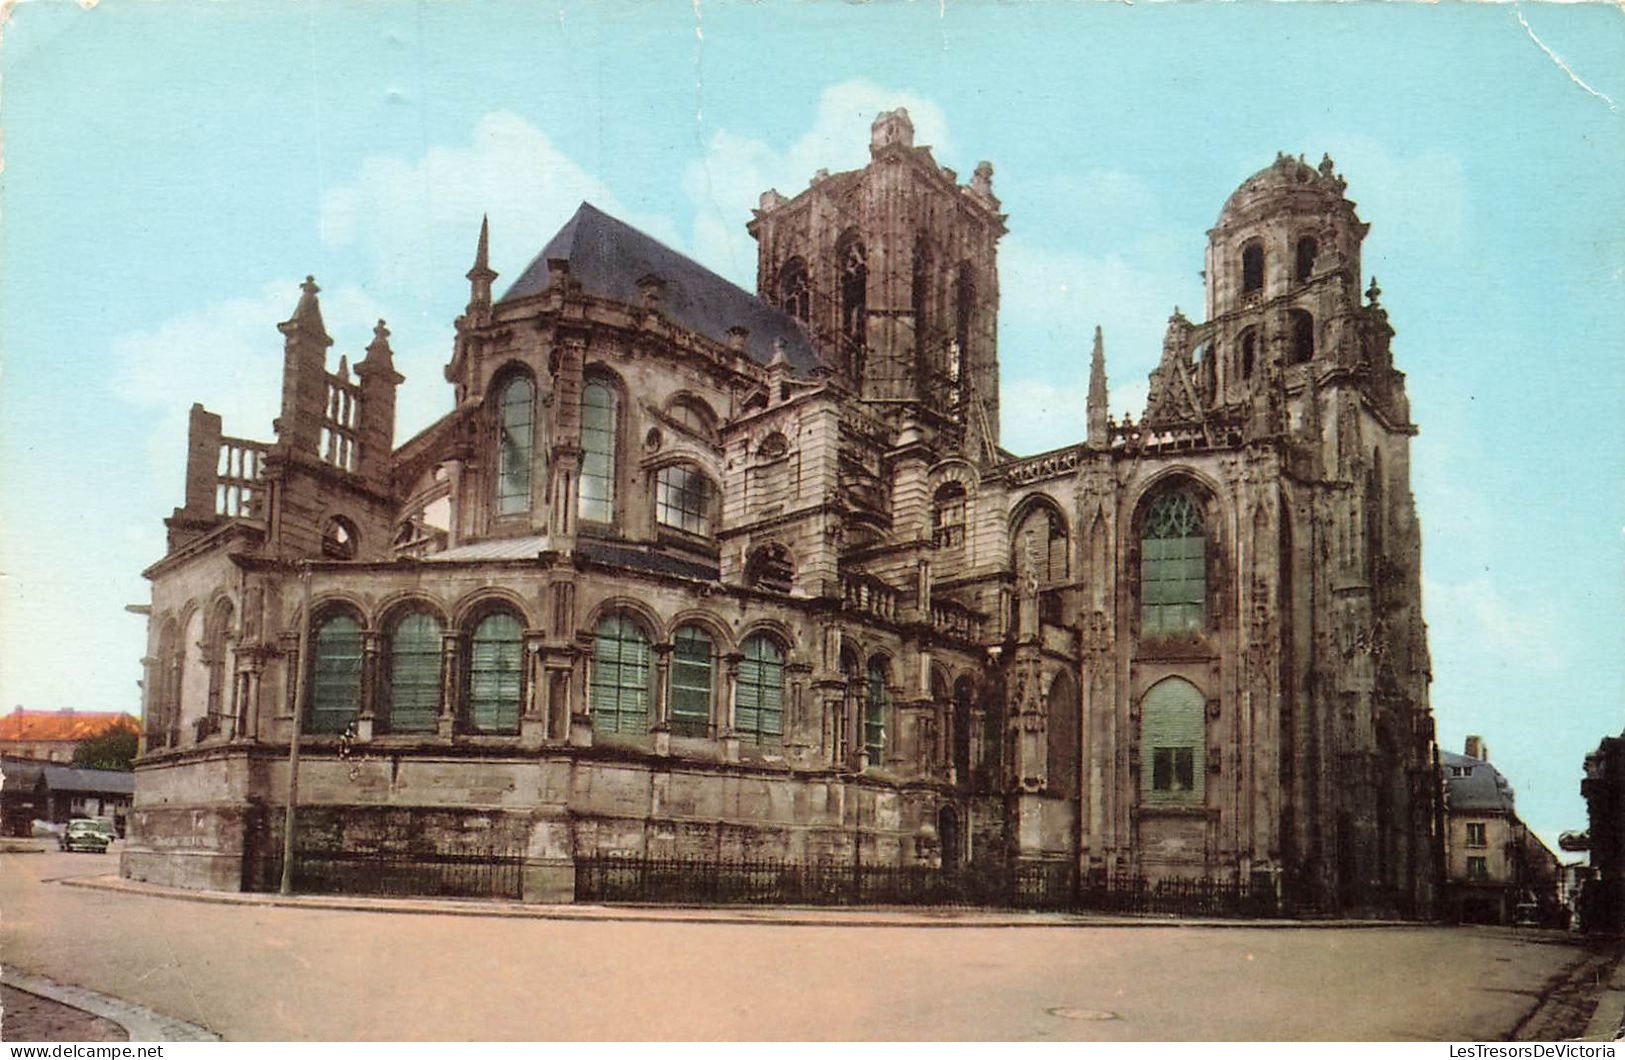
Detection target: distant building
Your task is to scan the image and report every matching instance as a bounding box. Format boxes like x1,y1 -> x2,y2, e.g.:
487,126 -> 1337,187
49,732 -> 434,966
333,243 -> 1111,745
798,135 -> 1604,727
0,708 -> 140,764
0,757 -> 135,836
1580,730 -> 1625,934
1441,736 -> 1560,925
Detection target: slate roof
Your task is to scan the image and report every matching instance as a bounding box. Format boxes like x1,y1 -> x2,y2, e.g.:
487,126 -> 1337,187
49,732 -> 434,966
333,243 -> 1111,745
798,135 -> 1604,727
0,710 -> 140,744
424,535 -> 550,563
1442,750 -> 1515,814
499,203 -> 821,374
39,764 -> 135,795
578,539 -> 720,583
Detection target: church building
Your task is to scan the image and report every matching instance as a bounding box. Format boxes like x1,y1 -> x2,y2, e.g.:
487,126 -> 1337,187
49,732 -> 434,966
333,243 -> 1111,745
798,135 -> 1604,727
125,109 -> 1440,914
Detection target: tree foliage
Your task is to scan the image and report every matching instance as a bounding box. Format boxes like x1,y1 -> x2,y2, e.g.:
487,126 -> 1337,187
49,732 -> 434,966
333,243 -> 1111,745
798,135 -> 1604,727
72,727 -> 138,771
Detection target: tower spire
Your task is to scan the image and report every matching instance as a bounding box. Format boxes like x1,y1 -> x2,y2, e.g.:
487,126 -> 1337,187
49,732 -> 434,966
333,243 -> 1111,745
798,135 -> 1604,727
467,215 -> 496,314
1087,325 -> 1109,448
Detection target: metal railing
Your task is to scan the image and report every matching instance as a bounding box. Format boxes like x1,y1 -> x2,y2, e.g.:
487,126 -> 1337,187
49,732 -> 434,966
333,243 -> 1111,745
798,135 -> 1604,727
251,843 -> 524,900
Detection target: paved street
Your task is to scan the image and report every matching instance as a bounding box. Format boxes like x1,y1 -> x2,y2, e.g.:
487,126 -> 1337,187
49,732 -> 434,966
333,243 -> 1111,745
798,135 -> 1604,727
1,849 -> 1610,1041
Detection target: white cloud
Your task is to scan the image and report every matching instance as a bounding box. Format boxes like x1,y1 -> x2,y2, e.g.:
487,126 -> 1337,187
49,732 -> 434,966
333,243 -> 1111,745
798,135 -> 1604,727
683,80 -> 953,285
1424,575 -> 1570,674
319,111 -> 679,297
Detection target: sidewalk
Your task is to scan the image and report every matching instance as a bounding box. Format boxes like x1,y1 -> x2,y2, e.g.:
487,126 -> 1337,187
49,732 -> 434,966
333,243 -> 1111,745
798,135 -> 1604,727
1584,951 -> 1625,1043
2,968 -> 219,1043
67,871 -> 1427,930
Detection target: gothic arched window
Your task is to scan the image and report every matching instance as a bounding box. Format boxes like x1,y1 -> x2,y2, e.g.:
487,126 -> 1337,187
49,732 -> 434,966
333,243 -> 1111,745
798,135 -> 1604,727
590,613 -> 650,734
1141,491 -> 1206,635
308,611 -> 363,734
496,373 -> 535,516
387,611 -> 442,733
864,657 -> 891,764
1240,328 -> 1258,381
579,378 -> 618,523
932,483 -> 967,550
1141,677 -> 1206,805
778,257 -> 810,322
837,233 -> 867,368
1013,503 -> 1069,586
736,634 -> 785,745
467,611 -> 522,734
1241,241 -> 1265,294
669,625 -> 713,738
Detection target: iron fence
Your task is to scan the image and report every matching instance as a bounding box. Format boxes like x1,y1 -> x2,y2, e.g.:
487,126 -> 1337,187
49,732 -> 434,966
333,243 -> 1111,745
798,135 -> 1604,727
252,845 -> 524,900
573,856 -> 1276,918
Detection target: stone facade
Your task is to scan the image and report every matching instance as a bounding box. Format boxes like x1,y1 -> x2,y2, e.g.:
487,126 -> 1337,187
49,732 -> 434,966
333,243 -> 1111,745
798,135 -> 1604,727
125,111 -> 1439,914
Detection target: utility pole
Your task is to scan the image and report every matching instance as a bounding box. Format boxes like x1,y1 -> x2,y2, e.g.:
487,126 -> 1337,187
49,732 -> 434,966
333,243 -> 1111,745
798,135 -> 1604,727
280,562 -> 311,895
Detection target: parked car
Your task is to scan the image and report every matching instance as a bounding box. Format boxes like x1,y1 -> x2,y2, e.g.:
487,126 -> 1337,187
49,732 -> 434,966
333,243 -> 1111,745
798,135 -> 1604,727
59,818 -> 112,853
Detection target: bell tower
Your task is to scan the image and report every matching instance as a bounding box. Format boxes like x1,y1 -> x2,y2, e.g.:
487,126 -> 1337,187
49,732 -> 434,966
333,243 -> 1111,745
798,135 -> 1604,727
748,108 -> 1007,457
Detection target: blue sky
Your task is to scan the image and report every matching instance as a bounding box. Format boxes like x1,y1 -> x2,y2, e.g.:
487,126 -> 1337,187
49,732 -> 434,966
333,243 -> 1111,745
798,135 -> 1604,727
1,1 -> 1621,849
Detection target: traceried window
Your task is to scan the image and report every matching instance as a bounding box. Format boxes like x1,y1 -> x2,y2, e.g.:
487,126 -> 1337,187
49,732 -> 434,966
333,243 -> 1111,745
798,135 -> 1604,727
590,614 -> 649,734
864,657 -> 890,764
579,379 -> 617,523
387,612 -> 442,733
1140,677 -> 1205,806
655,464 -> 713,536
1241,241 -> 1264,294
1141,491 -> 1206,635
467,612 -> 522,734
669,625 -> 713,738
496,374 -> 535,516
736,634 -> 784,745
778,257 -> 810,323
933,483 -> 967,550
309,612 -> 363,734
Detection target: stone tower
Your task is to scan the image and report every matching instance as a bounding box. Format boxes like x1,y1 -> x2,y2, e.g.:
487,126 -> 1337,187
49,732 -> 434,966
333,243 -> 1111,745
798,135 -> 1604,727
747,108 -> 1007,461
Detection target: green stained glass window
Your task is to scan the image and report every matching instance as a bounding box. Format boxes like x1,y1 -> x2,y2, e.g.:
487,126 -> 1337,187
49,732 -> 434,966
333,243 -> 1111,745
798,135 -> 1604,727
736,635 -> 784,745
590,614 -> 649,734
669,626 -> 713,738
496,375 -> 534,516
388,612 -> 442,732
579,380 -> 617,523
468,612 -> 522,734
1141,491 -> 1206,634
1140,678 -> 1205,806
309,613 -> 363,734
865,658 -> 890,763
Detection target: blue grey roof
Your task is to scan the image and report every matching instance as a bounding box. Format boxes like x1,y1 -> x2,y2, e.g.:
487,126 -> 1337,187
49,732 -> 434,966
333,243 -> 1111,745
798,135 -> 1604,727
1442,751 -> 1514,814
500,203 -> 820,374
38,764 -> 135,795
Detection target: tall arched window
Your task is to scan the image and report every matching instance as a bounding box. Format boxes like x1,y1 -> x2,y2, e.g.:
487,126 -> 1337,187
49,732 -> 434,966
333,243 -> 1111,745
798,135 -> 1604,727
1295,236 -> 1318,282
669,625 -> 713,738
864,657 -> 890,764
837,232 -> 867,372
590,614 -> 649,734
736,635 -> 785,745
1013,504 -> 1069,586
1289,309 -> 1315,364
496,374 -> 535,516
1141,677 -> 1206,806
308,612 -> 363,734
954,263 -> 975,369
1141,491 -> 1206,634
468,611 -> 522,734
1241,241 -> 1264,294
932,483 -> 966,550
151,619 -> 181,748
912,234 -> 930,364
952,676 -> 974,785
778,257 -> 810,322
579,379 -> 617,524
655,464 -> 714,536
387,611 -> 442,732
1240,328 -> 1258,381
204,599 -> 234,733
1046,669 -> 1079,798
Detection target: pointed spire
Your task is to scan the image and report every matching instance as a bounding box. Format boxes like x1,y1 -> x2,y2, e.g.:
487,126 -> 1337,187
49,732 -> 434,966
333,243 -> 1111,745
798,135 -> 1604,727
466,216 -> 496,314
279,275 -> 332,346
1087,325 -> 1109,448
358,319 -> 404,384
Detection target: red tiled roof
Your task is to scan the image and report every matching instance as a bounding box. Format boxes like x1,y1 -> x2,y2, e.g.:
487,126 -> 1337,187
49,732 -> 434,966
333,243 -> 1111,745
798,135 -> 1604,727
0,710 -> 140,743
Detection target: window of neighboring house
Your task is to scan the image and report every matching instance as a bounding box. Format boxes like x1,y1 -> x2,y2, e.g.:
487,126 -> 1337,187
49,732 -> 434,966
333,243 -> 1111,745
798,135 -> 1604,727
1140,677 -> 1205,806
1466,822 -> 1488,848
865,658 -> 891,764
1449,765 -> 1470,778
655,464 -> 713,536
1466,856 -> 1489,880
933,483 -> 967,549
668,625 -> 713,739
496,374 -> 535,516
309,613 -> 363,734
778,258 -> 810,323
736,635 -> 785,745
579,380 -> 618,524
1141,491 -> 1206,635
1241,241 -> 1264,294
387,612 -> 442,733
467,612 -> 522,734
590,614 -> 649,734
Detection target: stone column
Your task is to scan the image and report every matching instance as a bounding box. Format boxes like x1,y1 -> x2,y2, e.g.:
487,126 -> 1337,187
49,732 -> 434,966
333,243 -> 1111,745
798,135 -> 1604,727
651,642 -> 673,756
356,629 -> 380,741
520,631 -> 547,748
720,652 -> 742,763
438,632 -> 462,738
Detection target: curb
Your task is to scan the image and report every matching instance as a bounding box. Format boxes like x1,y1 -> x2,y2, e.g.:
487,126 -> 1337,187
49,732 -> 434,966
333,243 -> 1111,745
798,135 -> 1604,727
3,967 -> 220,1043
1582,949 -> 1625,1043
62,873 -> 1434,931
